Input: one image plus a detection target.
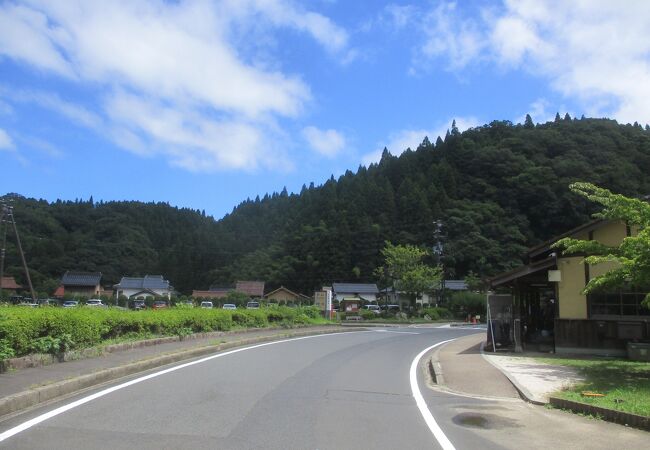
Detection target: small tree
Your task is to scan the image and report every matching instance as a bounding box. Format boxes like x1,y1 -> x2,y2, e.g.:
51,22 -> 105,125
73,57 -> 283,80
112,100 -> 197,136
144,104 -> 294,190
553,182 -> 650,307
375,242 -> 442,310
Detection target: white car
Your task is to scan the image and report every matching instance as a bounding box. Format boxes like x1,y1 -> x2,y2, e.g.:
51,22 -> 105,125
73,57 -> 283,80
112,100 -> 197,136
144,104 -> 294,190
222,303 -> 236,310
363,305 -> 381,315
200,301 -> 214,309
85,299 -> 105,307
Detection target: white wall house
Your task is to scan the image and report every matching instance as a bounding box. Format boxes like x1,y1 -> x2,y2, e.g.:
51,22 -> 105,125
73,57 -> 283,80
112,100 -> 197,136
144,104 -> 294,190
114,275 -> 172,299
331,283 -> 379,303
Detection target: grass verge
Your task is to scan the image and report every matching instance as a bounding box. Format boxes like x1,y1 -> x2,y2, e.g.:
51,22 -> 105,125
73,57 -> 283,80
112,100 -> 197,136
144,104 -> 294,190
536,356 -> 650,417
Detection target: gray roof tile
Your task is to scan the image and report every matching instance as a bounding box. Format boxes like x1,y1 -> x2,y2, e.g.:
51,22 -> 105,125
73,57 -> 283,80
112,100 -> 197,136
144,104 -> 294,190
114,275 -> 170,290
61,271 -> 102,286
332,283 -> 379,295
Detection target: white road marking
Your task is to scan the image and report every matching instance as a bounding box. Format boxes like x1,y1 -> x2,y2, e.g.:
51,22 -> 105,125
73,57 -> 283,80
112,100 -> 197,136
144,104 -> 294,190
410,339 -> 457,450
373,329 -> 420,335
0,331 -> 370,443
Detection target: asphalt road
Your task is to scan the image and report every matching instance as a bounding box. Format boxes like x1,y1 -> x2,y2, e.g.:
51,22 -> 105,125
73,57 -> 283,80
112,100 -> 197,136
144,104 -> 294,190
0,326 -> 647,449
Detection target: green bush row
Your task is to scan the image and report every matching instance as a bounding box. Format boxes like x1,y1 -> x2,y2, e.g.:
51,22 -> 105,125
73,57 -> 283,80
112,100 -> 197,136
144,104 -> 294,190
0,306 -> 325,358
421,307 -> 453,321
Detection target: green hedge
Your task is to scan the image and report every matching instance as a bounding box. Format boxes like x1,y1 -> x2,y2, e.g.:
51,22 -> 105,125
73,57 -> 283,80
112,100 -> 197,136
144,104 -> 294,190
0,306 -> 325,358
422,307 -> 452,321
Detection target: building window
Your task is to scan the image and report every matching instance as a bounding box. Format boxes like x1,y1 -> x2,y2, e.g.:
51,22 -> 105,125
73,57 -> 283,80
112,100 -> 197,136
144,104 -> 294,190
589,289 -> 650,317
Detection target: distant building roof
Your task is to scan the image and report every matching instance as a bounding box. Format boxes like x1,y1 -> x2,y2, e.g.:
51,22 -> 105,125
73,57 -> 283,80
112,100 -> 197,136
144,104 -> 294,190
114,275 -> 171,290
0,276 -> 22,290
444,280 -> 468,291
235,281 -> 265,297
61,271 -> 102,287
192,290 -> 228,299
264,286 -> 302,299
208,287 -> 232,293
332,283 -> 379,295
53,285 -> 65,297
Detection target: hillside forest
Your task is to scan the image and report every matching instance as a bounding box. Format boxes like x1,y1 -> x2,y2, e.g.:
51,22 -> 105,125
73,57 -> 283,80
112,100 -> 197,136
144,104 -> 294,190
2,116 -> 650,296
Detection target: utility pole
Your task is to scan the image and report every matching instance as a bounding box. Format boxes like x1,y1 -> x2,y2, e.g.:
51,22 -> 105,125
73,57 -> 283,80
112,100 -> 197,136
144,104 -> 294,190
433,220 -> 445,306
0,198 -> 37,302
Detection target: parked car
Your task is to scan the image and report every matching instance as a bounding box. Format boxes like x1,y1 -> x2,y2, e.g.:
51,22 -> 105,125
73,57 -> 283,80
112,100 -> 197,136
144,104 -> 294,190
17,301 -> 38,307
200,301 -> 213,309
85,299 -> 105,307
246,301 -> 260,309
152,300 -> 169,310
38,299 -> 58,307
62,300 -> 79,308
380,304 -> 400,313
363,304 -> 381,315
222,303 -> 236,310
131,299 -> 146,310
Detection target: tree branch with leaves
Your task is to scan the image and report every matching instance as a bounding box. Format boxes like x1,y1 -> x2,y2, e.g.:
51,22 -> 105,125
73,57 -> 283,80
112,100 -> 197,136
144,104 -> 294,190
552,182 -> 650,306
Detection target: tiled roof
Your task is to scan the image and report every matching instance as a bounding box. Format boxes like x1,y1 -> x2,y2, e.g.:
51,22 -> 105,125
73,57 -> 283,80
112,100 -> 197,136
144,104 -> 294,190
235,281 -> 265,297
208,287 -> 231,293
332,283 -> 379,295
114,275 -> 171,290
0,276 -> 22,289
61,271 -> 102,286
192,290 -> 228,299
264,286 -> 302,299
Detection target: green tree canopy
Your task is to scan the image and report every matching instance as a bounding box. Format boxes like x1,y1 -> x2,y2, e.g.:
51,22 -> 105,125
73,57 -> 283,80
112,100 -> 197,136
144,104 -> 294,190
376,242 -> 441,306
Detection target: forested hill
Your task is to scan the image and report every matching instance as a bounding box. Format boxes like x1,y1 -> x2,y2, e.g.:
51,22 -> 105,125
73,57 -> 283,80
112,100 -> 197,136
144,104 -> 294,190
3,117 -> 650,295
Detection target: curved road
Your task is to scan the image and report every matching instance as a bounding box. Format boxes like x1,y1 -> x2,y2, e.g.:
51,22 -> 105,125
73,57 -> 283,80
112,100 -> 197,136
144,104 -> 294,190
0,327 -> 647,449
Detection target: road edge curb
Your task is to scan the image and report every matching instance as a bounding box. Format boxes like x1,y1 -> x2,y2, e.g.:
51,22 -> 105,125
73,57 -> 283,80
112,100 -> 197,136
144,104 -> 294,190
479,342 -> 546,405
549,396 -> 650,431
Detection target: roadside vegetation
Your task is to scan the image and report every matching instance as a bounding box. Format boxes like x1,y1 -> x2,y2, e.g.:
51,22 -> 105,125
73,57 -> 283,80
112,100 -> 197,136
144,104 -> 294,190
537,356 -> 650,417
0,305 -> 328,360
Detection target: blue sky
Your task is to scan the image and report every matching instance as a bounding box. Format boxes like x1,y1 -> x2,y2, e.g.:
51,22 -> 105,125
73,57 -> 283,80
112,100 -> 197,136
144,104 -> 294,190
1,0 -> 649,218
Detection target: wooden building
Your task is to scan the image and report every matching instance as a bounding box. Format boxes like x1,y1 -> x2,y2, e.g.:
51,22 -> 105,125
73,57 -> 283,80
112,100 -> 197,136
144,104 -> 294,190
490,219 -> 649,355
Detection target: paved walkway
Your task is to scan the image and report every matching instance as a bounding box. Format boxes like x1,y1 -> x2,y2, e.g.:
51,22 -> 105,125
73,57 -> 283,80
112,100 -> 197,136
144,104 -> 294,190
437,333 -> 520,399
483,350 -> 583,403
436,333 -> 583,403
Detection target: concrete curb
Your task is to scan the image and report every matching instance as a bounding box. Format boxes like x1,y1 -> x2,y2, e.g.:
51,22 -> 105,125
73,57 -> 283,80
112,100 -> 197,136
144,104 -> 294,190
0,327 -> 357,419
550,397 -> 650,431
479,342 -> 546,406
1,326 -> 328,373
428,348 -> 445,385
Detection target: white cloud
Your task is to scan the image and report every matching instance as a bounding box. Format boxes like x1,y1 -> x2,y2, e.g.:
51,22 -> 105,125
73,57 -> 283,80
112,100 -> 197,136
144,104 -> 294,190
105,91 -> 286,172
0,128 -> 14,150
415,2 -> 485,72
0,87 -> 103,130
0,0 -> 351,172
516,98 -> 556,125
302,126 -> 346,158
362,117 -> 480,166
415,0 -> 650,122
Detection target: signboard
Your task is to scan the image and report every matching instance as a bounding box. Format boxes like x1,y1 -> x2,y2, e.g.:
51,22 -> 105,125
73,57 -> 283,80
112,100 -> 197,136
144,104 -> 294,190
548,270 -> 562,282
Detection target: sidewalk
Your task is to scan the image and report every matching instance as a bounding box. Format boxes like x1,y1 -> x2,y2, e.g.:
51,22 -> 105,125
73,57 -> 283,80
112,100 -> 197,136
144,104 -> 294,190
434,333 -> 582,403
0,325 -> 348,418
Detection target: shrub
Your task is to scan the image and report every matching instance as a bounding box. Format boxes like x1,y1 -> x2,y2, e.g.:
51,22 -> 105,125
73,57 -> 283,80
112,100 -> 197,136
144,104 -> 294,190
359,310 -> 377,320
446,292 -> 486,318
422,307 -> 452,321
0,305 -> 325,358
